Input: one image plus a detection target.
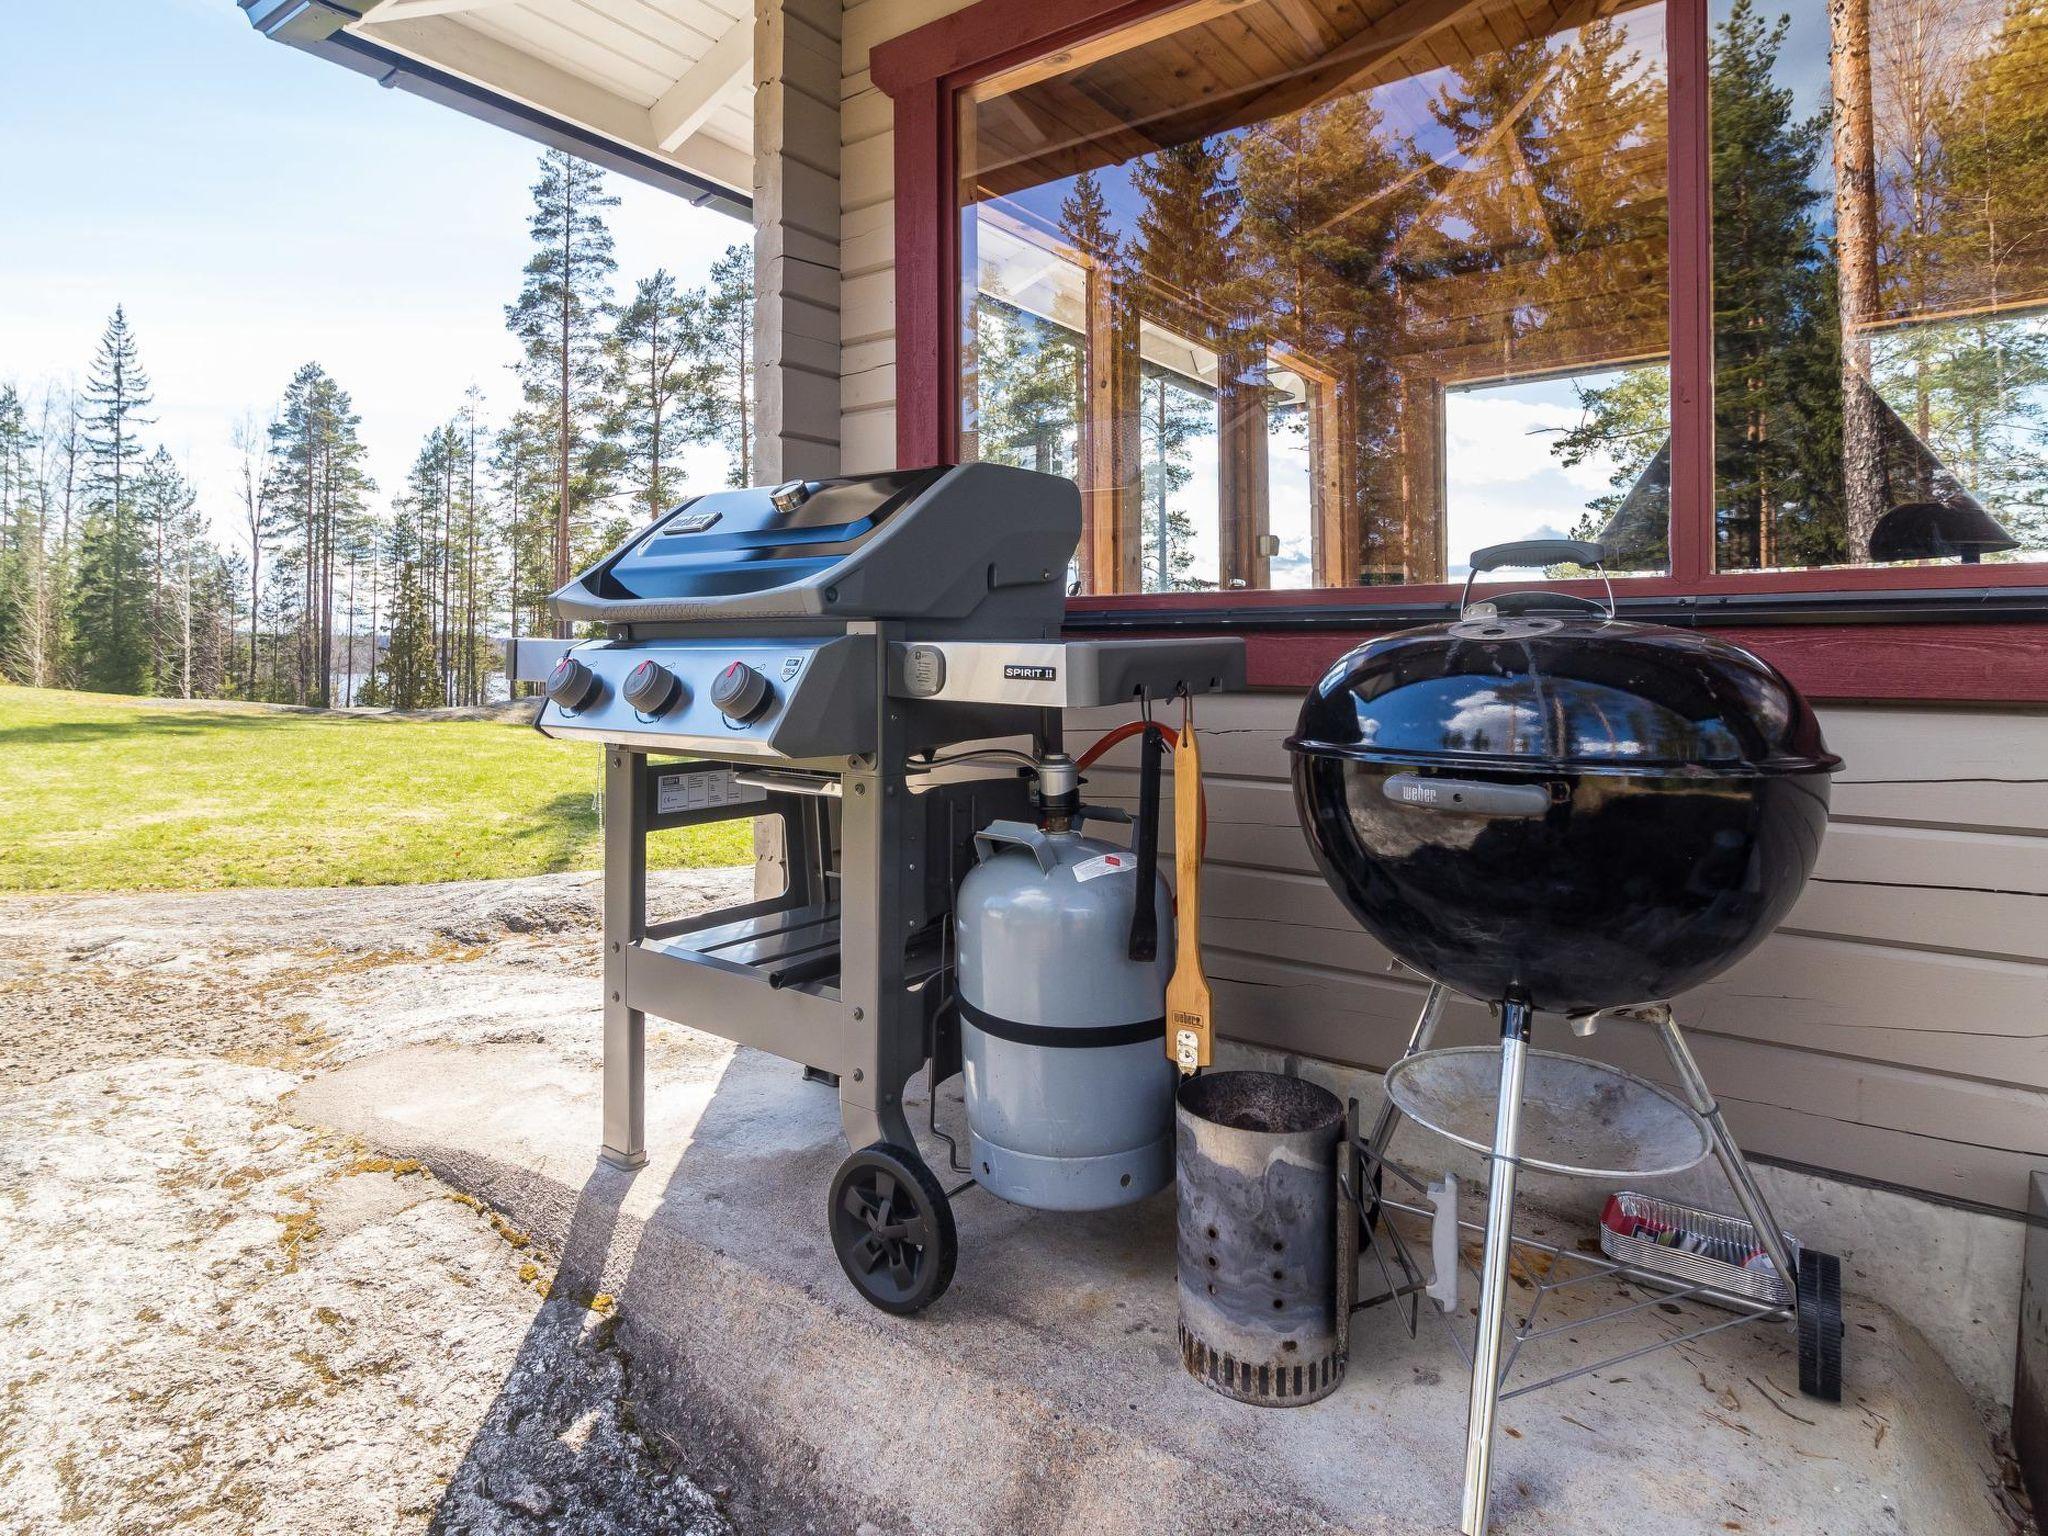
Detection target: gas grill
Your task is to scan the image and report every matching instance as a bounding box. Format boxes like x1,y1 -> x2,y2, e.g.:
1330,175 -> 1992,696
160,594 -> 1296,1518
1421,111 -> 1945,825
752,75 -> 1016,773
539,463 -> 1242,1306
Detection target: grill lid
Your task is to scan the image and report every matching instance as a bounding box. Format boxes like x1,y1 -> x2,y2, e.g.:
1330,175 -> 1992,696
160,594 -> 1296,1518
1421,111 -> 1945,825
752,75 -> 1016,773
1286,615 -> 1841,775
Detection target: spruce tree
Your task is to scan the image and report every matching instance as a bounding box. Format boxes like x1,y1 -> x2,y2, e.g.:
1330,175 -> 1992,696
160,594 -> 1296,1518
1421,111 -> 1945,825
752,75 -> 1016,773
506,149 -> 622,620
975,298 -> 1081,478
133,448 -> 198,693
1708,0 -> 1843,569
1131,138 -> 1236,310
1058,171 -> 1119,267
74,307 -> 155,693
378,506 -> 439,711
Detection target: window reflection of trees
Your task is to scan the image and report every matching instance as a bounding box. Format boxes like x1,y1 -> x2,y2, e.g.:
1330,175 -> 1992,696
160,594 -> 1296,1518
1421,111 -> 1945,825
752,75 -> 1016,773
963,0 -> 1673,593
1696,0 -> 2048,568
960,0 -> 2048,591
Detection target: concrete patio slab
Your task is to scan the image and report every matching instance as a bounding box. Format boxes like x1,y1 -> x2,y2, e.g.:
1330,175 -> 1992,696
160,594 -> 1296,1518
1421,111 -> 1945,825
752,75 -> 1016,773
294,1030 -> 2022,1536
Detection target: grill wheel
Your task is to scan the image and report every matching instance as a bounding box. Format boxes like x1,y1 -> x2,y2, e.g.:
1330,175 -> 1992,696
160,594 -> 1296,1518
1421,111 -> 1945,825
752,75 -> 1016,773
1797,1249 -> 1845,1402
828,1143 -> 957,1315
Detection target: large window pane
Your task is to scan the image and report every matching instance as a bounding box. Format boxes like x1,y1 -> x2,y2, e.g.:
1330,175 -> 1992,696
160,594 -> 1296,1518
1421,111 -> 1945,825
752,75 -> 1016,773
959,0 -> 1672,595
1710,0 -> 2048,571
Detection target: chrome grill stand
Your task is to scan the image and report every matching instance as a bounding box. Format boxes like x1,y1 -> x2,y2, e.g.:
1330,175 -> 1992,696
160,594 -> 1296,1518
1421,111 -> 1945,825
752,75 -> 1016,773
1349,984 -> 1841,1535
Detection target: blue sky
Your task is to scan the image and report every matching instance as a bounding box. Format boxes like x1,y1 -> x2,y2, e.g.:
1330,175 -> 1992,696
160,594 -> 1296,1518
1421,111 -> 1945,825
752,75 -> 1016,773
0,0 -> 749,540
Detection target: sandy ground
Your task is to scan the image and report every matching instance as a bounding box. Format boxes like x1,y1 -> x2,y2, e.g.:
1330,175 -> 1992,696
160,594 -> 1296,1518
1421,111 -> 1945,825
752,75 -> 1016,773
0,871 -> 748,1536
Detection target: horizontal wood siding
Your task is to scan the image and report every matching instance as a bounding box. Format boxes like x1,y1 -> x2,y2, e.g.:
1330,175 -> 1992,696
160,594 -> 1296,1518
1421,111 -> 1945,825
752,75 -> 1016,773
1074,697 -> 2048,1213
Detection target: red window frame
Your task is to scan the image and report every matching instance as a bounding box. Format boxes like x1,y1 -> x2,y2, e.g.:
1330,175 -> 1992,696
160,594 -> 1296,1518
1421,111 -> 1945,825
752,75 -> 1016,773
872,0 -> 2048,702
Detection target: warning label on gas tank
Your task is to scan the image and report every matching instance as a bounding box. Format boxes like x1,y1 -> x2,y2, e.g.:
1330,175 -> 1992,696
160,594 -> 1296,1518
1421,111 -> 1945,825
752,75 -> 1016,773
1072,851 -> 1136,882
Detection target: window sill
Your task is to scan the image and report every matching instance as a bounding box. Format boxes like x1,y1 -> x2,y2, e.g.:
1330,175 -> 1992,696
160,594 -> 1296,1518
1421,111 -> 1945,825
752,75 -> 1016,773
1063,586 -> 2048,703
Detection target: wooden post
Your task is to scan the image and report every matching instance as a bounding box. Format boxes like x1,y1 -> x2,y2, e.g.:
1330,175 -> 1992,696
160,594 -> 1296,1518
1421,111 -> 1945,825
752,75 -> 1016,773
754,0 -> 842,484
1216,344 -> 1271,589
1080,270 -> 1143,592
1395,371 -> 1445,582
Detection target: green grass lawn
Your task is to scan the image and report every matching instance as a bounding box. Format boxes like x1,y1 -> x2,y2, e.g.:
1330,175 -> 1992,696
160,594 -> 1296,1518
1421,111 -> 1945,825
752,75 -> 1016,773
0,686 -> 751,892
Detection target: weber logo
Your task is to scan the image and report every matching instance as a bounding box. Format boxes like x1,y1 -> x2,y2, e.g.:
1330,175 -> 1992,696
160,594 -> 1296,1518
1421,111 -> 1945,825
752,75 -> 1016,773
1399,783 -> 1441,805
1003,664 -> 1057,681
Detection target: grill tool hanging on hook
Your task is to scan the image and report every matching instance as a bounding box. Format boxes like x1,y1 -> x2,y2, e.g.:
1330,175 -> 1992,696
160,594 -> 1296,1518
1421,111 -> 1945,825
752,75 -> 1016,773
1166,692 -> 1212,1075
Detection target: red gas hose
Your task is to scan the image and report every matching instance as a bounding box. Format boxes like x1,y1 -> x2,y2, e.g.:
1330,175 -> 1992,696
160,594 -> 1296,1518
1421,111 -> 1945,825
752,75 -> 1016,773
1075,720 -> 1208,856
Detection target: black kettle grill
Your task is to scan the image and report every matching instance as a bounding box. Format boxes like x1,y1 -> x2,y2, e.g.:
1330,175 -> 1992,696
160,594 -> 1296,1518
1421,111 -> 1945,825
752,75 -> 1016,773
1286,539 -> 1846,1535
1288,539 -> 1839,1015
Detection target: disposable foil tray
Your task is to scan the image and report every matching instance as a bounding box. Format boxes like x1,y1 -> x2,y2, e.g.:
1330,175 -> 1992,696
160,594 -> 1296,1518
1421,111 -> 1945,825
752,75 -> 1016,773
1599,1191 -> 1798,1307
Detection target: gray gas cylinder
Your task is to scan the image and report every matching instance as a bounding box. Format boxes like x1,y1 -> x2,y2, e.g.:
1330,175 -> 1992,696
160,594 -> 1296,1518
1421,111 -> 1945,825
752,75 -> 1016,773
953,818 -> 1176,1211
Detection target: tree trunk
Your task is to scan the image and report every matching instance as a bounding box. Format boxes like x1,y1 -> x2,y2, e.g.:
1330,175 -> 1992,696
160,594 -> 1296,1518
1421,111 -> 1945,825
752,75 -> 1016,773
1832,0 -> 1886,560
556,185 -> 574,639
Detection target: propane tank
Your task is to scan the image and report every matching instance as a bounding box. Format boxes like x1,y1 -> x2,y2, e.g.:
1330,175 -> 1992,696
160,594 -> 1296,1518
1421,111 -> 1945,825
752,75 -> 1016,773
953,750 -> 1176,1211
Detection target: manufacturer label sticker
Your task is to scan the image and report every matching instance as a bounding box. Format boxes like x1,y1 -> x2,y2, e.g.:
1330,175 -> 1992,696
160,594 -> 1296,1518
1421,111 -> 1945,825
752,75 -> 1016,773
656,769 -> 767,815
1072,851 -> 1135,883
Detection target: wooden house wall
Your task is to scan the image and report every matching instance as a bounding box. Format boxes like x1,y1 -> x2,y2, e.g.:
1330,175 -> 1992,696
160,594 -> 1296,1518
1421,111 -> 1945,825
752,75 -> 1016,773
841,0 -> 2048,1215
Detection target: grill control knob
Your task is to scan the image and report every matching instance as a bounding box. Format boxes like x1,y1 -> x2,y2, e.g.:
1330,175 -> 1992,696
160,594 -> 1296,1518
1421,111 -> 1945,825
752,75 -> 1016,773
711,660 -> 772,722
623,659 -> 684,716
545,655 -> 602,711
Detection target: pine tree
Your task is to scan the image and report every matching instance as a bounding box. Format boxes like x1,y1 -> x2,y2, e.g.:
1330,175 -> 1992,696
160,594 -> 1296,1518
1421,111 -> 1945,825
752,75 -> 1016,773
0,385 -> 37,679
450,387 -> 492,705
1235,91 -> 1428,577
73,308 -> 156,693
492,406 -> 555,690
263,364 -> 373,704
613,270 -> 709,520
681,245 -> 755,487
506,149 -> 622,621
1890,0 -> 2048,550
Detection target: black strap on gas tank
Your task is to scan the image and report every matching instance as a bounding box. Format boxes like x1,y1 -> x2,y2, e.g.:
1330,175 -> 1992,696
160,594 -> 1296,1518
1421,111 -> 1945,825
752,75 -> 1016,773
955,996 -> 1165,1049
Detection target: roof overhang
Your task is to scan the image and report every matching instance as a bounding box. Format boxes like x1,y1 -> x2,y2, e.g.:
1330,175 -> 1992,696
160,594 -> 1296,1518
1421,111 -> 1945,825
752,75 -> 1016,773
240,0 -> 753,219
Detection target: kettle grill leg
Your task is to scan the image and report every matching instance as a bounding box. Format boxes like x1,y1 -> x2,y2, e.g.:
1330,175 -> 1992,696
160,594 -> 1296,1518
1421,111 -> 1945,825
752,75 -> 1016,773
1652,1011 -> 1799,1294
1461,998 -> 1532,1536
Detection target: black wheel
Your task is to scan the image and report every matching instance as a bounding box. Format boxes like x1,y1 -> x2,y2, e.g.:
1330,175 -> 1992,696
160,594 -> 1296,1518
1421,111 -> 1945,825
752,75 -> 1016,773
828,1143 -> 957,1315
1796,1249 -> 1844,1402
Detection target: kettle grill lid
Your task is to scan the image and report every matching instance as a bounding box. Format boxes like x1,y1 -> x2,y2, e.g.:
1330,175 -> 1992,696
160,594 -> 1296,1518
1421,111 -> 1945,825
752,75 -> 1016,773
1285,615 -> 1841,775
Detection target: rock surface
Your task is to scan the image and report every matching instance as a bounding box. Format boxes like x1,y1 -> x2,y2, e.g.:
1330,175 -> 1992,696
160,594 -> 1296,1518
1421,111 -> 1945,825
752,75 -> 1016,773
0,872 -> 747,1536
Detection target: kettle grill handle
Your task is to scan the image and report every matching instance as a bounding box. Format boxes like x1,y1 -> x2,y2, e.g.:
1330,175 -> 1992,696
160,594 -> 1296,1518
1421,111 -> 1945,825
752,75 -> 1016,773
974,820 -> 1059,873
1382,774 -> 1552,818
1467,538 -> 1608,573
1462,539 -> 1614,622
